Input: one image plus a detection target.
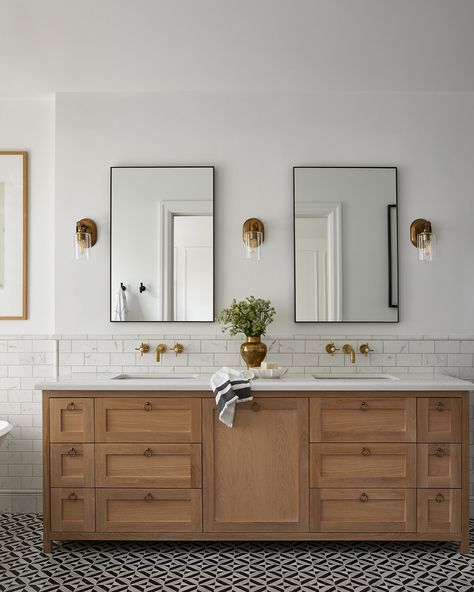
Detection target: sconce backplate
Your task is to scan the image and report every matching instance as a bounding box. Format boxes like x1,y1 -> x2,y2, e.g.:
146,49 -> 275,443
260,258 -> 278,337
410,218 -> 432,247
242,218 -> 264,242
76,218 -> 98,247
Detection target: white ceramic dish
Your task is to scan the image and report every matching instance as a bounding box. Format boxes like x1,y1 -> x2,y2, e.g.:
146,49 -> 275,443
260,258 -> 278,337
252,367 -> 288,379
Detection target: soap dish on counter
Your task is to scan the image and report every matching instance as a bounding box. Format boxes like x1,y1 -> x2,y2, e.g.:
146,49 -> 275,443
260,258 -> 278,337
252,367 -> 288,379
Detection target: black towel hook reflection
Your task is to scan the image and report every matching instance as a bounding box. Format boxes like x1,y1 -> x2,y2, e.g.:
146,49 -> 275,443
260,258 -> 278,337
139,282 -> 146,294
120,283 -> 126,291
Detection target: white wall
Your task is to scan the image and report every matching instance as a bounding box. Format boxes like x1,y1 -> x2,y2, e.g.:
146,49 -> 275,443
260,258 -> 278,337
55,92 -> 474,335
0,99 -> 55,334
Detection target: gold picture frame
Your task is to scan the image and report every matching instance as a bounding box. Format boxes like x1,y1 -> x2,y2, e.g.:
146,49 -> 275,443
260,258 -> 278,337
0,151 -> 28,320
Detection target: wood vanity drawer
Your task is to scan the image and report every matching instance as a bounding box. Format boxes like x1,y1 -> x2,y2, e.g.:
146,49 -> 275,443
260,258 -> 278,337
310,443 -> 416,488
95,398 -> 201,443
417,489 -> 461,534
96,489 -> 202,532
50,444 -> 95,487
51,488 -> 95,532
310,398 -> 416,442
417,444 -> 461,488
311,488 -> 416,533
417,398 -> 462,443
49,398 -> 94,443
95,443 -> 202,488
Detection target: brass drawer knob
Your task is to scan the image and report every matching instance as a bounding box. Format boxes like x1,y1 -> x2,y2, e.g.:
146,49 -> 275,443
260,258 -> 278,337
66,402 -> 75,411
359,492 -> 369,503
144,448 -> 152,457
435,493 -> 445,503
360,401 -> 369,411
434,447 -> 445,458
144,493 -> 153,502
251,401 -> 260,412
361,447 -> 371,456
68,492 -> 78,500
436,401 -> 445,412
144,402 -> 152,412
67,447 -> 77,457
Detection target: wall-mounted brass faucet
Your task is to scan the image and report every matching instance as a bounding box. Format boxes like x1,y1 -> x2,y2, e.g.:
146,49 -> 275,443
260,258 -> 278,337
155,344 -> 167,362
342,344 -> 356,364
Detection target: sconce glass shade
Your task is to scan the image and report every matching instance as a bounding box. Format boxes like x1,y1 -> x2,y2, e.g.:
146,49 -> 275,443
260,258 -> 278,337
75,231 -> 92,261
417,231 -> 435,262
244,230 -> 263,260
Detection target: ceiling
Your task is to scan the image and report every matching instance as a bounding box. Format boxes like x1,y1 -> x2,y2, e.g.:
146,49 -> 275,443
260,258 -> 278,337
1,0 -> 474,97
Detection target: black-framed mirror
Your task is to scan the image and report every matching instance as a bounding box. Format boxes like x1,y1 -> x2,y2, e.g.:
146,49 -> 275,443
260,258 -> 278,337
110,166 -> 214,322
293,166 -> 398,323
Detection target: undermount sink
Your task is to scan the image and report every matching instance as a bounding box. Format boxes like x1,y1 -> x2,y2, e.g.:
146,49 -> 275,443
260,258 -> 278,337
111,373 -> 199,380
312,373 -> 399,381
0,420 -> 13,438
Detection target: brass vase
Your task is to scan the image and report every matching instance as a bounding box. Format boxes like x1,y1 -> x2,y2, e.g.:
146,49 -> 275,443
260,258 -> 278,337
240,336 -> 267,368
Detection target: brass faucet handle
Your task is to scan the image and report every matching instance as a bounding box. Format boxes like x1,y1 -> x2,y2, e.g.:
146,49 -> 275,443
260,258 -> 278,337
359,343 -> 374,356
135,342 -> 150,357
173,342 -> 184,356
325,342 -> 340,356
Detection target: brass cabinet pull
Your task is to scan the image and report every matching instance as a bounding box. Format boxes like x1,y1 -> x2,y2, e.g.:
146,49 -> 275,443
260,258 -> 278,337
68,492 -> 78,500
435,493 -> 445,503
436,401 -> 445,412
144,402 -> 152,412
361,447 -> 371,456
67,447 -> 77,457
144,493 -> 153,502
144,448 -> 152,457
359,492 -> 369,503
360,401 -> 369,411
66,402 -> 75,411
434,447 -> 445,458
251,401 -> 260,412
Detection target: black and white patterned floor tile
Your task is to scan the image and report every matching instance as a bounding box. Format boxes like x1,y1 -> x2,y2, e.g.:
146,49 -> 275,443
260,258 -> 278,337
0,515 -> 473,592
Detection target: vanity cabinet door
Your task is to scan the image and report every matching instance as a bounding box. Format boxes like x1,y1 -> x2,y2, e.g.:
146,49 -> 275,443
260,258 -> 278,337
417,398 -> 462,443
95,398 -> 201,443
417,444 -> 461,488
417,489 -> 462,534
50,443 -> 95,488
96,489 -> 202,532
95,443 -> 202,488
50,398 -> 94,443
310,443 -> 416,488
311,489 -> 416,533
51,488 -> 95,532
203,397 -> 309,532
310,398 -> 416,442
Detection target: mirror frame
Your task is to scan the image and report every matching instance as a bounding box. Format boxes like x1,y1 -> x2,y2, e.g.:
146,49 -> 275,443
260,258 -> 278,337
0,151 -> 28,320
109,165 -> 215,323
293,165 -> 399,324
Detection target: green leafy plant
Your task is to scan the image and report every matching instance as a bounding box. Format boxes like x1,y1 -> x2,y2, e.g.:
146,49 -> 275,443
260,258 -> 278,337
216,296 -> 276,337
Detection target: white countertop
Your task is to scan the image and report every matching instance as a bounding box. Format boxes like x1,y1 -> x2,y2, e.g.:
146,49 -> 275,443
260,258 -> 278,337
36,373 -> 473,392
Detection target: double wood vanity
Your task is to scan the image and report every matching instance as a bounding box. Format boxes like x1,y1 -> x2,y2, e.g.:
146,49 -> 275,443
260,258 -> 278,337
41,379 -> 471,553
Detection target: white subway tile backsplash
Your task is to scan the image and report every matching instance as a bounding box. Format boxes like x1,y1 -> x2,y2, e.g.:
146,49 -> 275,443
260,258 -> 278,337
435,340 -> 460,353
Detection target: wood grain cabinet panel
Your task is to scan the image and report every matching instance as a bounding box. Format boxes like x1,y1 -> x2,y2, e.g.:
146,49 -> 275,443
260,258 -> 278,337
95,398 -> 201,443
203,397 -> 309,532
310,398 -> 416,442
310,443 -> 416,488
95,443 -> 202,488
417,444 -> 461,488
50,398 -> 94,443
51,488 -> 95,532
96,489 -> 202,532
417,398 -> 462,443
311,489 -> 416,533
417,489 -> 462,534
50,444 -> 95,488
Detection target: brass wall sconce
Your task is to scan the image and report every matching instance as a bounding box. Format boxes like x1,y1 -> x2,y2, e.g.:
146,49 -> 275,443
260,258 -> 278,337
242,218 -> 264,260
75,218 -> 97,261
410,218 -> 435,262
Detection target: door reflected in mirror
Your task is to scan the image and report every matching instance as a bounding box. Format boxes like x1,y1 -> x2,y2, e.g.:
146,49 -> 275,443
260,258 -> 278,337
110,166 -> 214,322
294,167 -> 398,323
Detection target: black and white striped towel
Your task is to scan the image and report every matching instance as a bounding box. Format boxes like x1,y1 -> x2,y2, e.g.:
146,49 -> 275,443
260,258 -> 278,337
211,367 -> 253,427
